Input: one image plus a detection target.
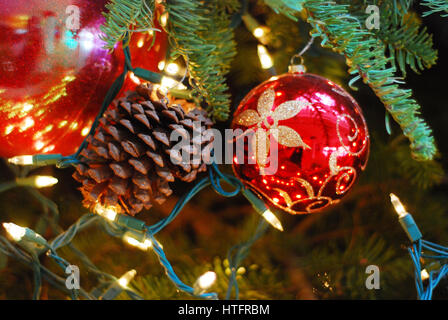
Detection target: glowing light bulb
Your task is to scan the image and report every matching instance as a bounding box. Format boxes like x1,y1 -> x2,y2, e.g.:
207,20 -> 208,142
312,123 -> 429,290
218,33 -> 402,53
8,155 -> 33,165
42,145 -> 55,153
4,125 -> 14,135
22,103 -> 33,112
262,209 -> 283,231
130,72 -> 141,85
253,27 -> 265,38
34,176 -> 58,188
79,30 -> 95,51
15,175 -> 58,188
81,127 -> 90,136
22,117 -> 35,130
390,193 -> 407,218
124,235 -> 153,251
137,37 -> 145,48
103,208 -> 117,221
118,269 -> 137,288
34,141 -> 45,151
160,76 -> 187,91
160,12 -> 168,27
3,223 -> 26,241
252,26 -> 270,43
257,45 -> 273,69
196,271 -> 217,291
158,60 -> 166,71
165,62 -> 180,75
421,269 -> 429,281
94,203 -> 118,221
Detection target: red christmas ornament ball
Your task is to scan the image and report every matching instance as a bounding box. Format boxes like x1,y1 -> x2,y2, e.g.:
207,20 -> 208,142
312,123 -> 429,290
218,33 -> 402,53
0,0 -> 167,158
232,72 -> 370,214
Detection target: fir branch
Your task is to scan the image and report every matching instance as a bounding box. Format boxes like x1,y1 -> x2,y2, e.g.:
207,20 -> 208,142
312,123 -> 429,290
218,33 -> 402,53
100,0 -> 156,50
332,1 -> 435,77
388,0 -> 414,23
335,2 -> 437,76
340,1 -> 412,25
377,11 -> 437,76
301,1 -> 437,161
421,0 -> 448,17
303,235 -> 411,299
165,0 -> 238,121
263,0 -> 305,20
124,256 -> 288,299
392,143 -> 444,189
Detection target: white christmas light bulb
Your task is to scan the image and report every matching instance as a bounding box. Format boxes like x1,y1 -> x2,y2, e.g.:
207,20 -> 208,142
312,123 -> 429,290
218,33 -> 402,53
129,72 -> 141,85
34,176 -> 58,188
165,62 -> 180,75
158,60 -> 166,71
8,155 -> 33,165
94,203 -> 118,221
3,223 -> 26,241
262,209 -> 284,231
160,76 -> 187,91
124,235 -> 153,251
118,269 -> 137,288
253,27 -> 265,38
390,193 -> 408,218
421,269 -> 430,281
197,271 -> 217,290
257,45 -> 273,69
160,12 -> 168,27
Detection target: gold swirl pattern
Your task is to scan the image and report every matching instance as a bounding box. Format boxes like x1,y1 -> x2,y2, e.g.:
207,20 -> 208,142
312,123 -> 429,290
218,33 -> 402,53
336,114 -> 368,157
244,109 -> 368,214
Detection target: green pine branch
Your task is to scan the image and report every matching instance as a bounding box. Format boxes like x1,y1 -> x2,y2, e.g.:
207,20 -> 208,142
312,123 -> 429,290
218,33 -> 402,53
164,0 -> 238,121
100,0 -> 238,121
120,256 -> 286,299
345,0 -> 413,23
100,0 -> 438,158
302,235 -> 411,299
421,0 -> 448,16
377,10 -> 437,76
100,0 -> 156,50
263,0 -> 303,20
301,1 -> 437,161
345,1 -> 437,76
387,0 -> 414,23
392,142 -> 444,189
262,0 -> 437,160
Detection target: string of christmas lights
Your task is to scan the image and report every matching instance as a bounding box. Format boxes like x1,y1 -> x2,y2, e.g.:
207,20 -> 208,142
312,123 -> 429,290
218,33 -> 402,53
0,158 -> 279,299
0,34 -> 281,299
390,194 -> 448,300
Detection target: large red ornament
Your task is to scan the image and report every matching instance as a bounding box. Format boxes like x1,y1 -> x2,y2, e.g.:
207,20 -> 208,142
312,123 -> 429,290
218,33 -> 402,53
232,71 -> 369,214
0,0 -> 167,158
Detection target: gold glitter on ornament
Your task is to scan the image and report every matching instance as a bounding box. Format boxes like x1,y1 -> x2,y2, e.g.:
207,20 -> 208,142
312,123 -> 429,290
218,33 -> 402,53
234,88 -> 311,166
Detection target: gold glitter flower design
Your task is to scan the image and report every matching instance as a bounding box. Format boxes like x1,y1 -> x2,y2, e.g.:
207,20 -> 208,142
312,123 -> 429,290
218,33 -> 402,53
235,88 -> 311,166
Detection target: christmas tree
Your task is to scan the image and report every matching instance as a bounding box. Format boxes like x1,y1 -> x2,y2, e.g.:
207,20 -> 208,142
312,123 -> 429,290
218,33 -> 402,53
0,0 -> 448,301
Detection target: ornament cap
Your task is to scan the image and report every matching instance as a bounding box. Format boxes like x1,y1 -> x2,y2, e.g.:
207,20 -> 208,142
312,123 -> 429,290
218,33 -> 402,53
288,64 -> 306,74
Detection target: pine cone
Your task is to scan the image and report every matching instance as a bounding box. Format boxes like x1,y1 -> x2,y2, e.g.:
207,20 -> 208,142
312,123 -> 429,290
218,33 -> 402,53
73,83 -> 214,216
